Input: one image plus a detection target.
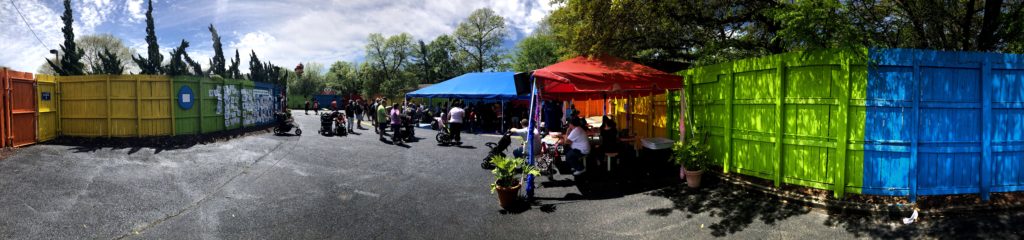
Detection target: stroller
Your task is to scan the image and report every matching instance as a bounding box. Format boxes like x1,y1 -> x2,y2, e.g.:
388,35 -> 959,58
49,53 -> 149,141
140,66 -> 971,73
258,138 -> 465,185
481,131 -> 514,169
400,113 -> 415,142
274,112 -> 302,136
319,112 -> 342,136
435,124 -> 454,145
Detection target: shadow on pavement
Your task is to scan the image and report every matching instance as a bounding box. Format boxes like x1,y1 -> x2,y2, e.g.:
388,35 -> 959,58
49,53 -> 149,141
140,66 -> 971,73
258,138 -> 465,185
46,127 -> 275,154
645,176 -> 812,237
823,203 -> 1024,239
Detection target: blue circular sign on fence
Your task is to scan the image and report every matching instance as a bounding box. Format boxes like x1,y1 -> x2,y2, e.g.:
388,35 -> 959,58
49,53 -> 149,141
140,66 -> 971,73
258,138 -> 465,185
178,86 -> 194,110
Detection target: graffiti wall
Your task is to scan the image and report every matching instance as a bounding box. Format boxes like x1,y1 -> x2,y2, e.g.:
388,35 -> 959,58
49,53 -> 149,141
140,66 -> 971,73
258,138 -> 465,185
243,88 -> 275,125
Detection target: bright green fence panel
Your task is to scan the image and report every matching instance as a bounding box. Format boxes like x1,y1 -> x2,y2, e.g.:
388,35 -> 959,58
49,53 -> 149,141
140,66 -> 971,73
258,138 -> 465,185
200,77 -> 225,133
684,49 -> 867,197
173,76 -> 201,135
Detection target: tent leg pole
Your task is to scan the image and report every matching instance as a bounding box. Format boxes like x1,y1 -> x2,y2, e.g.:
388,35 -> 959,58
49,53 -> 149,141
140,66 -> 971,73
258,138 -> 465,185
501,100 -> 505,133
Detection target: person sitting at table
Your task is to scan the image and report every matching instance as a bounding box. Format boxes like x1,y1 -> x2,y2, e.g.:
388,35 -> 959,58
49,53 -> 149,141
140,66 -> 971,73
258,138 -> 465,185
600,116 -> 619,153
559,118 -> 591,176
511,119 -> 542,159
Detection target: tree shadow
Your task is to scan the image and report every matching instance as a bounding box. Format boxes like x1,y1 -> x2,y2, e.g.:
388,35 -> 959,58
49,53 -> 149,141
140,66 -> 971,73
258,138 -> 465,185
645,176 -> 812,237
823,203 -> 1024,239
48,126 -> 274,154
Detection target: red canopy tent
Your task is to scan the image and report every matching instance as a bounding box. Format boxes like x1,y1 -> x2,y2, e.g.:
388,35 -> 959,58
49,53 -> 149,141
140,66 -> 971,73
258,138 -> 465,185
531,55 -> 683,99
523,55 -> 684,198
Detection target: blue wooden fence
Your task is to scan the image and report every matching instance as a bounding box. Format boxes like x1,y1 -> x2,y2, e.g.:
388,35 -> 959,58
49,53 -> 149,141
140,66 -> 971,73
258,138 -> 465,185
863,48 -> 1024,201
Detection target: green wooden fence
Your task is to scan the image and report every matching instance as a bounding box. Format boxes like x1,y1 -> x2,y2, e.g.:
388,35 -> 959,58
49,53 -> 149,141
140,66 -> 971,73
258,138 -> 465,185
683,49 -> 868,197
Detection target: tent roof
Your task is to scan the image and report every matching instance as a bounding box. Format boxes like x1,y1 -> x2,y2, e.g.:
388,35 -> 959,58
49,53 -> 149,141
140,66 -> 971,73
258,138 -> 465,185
532,55 -> 683,98
406,72 -> 525,99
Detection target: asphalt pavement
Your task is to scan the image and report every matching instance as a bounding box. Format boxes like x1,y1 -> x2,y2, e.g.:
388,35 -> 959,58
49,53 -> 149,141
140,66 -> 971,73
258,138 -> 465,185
0,110 -> 1018,239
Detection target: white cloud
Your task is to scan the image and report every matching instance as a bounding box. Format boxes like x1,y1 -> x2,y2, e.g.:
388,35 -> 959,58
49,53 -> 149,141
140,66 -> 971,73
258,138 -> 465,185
225,0 -> 555,70
0,0 -> 556,73
125,0 -> 146,22
0,0 -> 63,71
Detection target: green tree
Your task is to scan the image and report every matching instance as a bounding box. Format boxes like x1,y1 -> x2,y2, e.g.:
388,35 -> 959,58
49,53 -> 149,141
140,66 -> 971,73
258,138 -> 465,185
91,48 -> 125,75
40,34 -> 136,75
427,34 -> 466,82
454,8 -> 508,72
290,62 -> 325,97
247,50 -> 266,82
228,49 -> 242,79
411,40 -> 431,84
131,0 -> 162,75
364,33 -> 416,98
165,40 -> 192,76
511,34 -> 559,72
326,61 -> 360,96
208,24 -> 227,77
46,0 -> 86,76
547,0 -> 784,66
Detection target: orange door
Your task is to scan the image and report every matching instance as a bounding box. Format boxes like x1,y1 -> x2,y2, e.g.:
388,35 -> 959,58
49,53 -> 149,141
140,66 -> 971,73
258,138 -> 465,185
4,69 -> 36,147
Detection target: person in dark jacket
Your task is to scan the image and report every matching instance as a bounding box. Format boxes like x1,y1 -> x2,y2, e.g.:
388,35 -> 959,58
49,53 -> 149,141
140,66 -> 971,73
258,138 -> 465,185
304,99 -> 311,115
345,100 -> 356,133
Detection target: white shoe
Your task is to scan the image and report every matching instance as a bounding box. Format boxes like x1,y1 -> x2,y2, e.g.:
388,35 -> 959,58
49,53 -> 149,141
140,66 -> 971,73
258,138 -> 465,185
572,169 -> 586,176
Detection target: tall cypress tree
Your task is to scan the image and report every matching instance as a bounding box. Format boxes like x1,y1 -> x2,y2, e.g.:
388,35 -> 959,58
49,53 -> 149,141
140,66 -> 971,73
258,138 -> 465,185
184,52 -> 203,77
131,0 -> 162,75
165,40 -> 191,76
248,50 -> 265,82
93,48 -> 124,75
46,0 -> 85,76
208,24 -> 227,77
228,49 -> 241,79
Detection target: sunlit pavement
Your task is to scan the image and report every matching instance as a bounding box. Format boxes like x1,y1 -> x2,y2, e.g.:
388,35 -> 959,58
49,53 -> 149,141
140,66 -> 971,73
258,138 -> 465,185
0,110 -> 1016,239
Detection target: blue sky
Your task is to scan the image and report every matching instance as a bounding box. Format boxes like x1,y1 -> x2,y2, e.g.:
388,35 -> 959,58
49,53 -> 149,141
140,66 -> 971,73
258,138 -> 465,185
0,0 -> 556,73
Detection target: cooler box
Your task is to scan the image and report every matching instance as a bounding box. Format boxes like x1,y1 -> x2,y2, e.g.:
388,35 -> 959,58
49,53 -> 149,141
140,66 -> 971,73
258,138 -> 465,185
641,137 -> 674,150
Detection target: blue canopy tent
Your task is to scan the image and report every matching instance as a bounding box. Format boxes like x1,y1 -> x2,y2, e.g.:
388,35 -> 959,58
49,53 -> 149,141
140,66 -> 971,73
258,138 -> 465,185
405,72 -> 529,132
406,72 -> 526,100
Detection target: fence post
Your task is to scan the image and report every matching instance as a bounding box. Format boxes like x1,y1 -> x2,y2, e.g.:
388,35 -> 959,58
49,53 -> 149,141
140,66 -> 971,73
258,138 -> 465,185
910,52 -> 921,202
137,76 -> 142,137
106,76 -> 112,138
55,76 -> 61,135
723,66 -> 735,174
169,78 -> 175,136
198,78 -> 203,134
834,57 -> 853,199
981,58 -> 993,201
774,59 -> 786,187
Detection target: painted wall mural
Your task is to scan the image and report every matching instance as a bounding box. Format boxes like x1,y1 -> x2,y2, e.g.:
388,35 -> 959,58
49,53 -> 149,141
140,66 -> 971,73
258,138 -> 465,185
209,85 -> 276,127
243,88 -> 275,125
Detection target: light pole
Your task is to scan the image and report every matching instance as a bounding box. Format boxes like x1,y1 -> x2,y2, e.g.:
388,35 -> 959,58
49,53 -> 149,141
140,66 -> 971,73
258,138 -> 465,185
49,49 -> 59,68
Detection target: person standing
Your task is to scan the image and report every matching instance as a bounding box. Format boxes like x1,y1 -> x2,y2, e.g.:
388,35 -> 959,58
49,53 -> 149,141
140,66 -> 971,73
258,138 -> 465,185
304,99 -> 311,115
354,100 -> 364,129
345,100 -> 356,133
390,103 -> 403,144
313,99 -> 320,115
376,99 -> 389,141
448,101 -> 466,145
331,99 -> 339,111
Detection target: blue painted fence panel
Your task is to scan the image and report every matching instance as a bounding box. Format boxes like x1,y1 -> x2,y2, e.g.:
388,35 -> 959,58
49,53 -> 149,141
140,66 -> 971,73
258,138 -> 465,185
254,82 -> 281,126
864,48 -> 1024,200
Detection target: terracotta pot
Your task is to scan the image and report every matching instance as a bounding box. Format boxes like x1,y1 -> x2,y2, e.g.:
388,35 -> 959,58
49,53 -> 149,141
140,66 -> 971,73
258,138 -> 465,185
684,169 -> 704,188
495,181 -> 522,209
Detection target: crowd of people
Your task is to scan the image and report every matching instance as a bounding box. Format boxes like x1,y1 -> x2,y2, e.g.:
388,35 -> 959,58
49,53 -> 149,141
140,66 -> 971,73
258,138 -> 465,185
296,96 -> 626,176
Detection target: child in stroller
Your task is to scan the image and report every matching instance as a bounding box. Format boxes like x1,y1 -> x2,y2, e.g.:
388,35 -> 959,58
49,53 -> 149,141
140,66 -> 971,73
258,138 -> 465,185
334,110 -> 348,136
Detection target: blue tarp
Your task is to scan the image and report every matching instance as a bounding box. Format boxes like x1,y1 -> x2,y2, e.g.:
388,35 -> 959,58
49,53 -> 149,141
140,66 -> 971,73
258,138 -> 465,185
406,72 -> 525,100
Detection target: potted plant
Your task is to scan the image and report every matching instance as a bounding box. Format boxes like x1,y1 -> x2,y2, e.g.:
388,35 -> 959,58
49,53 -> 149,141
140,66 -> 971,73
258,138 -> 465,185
489,155 -> 540,209
673,131 -> 711,188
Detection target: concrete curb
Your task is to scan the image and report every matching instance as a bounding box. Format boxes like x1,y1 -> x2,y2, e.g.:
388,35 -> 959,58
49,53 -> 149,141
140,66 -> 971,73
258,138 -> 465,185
711,171 -> 1024,217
